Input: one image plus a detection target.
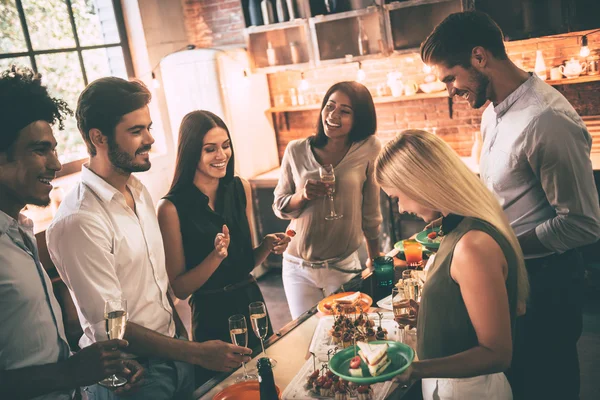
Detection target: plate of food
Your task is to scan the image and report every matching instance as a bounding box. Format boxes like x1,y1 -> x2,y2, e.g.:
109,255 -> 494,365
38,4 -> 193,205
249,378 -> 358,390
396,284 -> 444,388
213,381 -> 281,400
415,227 -> 442,250
329,341 -> 414,384
318,292 -> 373,315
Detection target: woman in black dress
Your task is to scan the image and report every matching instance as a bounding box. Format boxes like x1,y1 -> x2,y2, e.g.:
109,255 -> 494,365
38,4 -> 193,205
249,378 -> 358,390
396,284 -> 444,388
157,110 -> 290,385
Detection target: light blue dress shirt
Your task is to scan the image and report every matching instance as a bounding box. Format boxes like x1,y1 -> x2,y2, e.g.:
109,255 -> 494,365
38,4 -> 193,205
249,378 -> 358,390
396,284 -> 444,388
480,74 -> 600,257
0,210 -> 72,399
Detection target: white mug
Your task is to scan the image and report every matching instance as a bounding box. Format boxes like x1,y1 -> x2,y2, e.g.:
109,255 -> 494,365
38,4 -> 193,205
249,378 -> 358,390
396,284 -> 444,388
550,67 -> 563,80
403,81 -> 418,96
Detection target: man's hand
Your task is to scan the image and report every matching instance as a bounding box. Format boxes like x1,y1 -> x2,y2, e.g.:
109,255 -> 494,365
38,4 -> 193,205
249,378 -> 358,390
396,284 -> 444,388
301,179 -> 328,201
214,225 -> 230,259
64,339 -> 129,387
192,340 -> 252,372
262,233 -> 291,255
113,359 -> 145,396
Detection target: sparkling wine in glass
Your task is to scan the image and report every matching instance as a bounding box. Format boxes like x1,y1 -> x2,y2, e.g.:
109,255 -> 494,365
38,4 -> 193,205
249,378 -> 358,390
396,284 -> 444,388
229,314 -> 256,382
319,164 -> 342,220
98,299 -> 127,388
249,301 -> 276,367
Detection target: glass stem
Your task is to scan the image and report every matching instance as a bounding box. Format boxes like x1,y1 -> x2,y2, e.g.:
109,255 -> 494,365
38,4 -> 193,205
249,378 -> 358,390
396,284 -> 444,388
328,194 -> 336,216
242,361 -> 248,378
260,338 -> 267,356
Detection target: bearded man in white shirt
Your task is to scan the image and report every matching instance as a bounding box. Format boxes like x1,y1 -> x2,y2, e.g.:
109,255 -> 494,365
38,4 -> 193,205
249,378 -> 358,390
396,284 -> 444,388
46,77 -> 251,400
421,11 -> 600,400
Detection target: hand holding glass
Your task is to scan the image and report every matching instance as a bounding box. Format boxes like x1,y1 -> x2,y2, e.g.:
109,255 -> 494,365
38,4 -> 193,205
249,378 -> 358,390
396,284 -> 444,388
319,164 -> 342,220
99,299 -> 127,388
249,301 -> 277,367
229,314 -> 256,382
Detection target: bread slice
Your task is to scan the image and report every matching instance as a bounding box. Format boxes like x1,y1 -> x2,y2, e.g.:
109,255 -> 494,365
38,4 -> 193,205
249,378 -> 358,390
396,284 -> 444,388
357,342 -> 391,376
334,292 -> 361,305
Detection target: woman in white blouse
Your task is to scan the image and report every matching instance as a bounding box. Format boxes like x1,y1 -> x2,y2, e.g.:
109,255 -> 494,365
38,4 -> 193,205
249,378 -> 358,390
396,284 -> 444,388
273,81 -> 382,319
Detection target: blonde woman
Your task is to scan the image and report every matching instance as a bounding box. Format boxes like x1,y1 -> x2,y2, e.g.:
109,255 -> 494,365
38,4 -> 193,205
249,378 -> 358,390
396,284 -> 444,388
376,130 -> 528,400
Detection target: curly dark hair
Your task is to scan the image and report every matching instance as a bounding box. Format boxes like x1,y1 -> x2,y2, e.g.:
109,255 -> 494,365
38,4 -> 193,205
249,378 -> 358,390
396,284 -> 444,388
0,65 -> 72,153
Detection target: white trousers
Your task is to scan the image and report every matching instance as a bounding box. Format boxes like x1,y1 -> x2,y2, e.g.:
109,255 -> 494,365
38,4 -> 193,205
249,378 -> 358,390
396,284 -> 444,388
422,372 -> 513,400
282,252 -> 361,319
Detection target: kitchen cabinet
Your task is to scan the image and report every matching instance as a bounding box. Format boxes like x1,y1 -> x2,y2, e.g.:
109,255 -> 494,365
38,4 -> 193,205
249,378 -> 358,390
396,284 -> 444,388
384,0 -> 463,53
471,0 -> 600,41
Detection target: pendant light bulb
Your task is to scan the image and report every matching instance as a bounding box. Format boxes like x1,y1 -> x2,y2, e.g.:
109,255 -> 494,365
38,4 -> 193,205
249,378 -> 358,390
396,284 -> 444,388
299,71 -> 309,91
580,35 -> 590,58
356,62 -> 366,83
151,72 -> 160,89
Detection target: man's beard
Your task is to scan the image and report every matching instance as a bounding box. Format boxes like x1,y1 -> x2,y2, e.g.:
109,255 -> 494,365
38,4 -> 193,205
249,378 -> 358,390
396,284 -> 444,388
470,68 -> 489,109
107,137 -> 151,173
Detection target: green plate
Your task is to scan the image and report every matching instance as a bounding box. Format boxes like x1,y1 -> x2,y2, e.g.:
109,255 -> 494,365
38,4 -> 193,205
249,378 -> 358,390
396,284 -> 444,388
415,227 -> 442,250
328,341 -> 414,384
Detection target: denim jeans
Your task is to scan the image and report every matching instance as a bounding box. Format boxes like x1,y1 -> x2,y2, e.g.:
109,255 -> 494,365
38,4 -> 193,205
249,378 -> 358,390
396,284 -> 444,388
84,358 -> 194,400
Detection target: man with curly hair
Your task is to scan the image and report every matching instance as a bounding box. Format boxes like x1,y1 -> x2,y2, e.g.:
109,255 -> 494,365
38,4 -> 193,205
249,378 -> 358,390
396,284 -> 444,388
0,66 -> 143,399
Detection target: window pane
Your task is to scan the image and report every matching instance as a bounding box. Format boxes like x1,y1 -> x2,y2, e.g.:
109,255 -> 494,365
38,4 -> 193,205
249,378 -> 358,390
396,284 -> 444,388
72,0 -> 120,46
0,57 -> 31,71
22,0 -> 76,51
82,46 -> 127,82
0,0 -> 27,53
36,52 -> 86,163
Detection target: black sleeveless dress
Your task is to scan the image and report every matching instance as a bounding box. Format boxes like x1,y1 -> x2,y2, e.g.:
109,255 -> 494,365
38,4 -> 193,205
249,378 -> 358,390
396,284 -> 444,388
163,177 -> 273,384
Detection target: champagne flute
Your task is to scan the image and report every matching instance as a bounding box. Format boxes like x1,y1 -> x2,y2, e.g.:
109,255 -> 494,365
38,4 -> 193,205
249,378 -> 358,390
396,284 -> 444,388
229,314 -> 256,382
319,164 -> 342,220
98,299 -> 127,388
249,301 -> 276,367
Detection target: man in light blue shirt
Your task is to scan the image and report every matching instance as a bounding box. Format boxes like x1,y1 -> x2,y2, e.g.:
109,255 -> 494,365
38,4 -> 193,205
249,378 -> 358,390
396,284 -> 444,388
421,11 -> 600,400
0,66 -> 142,399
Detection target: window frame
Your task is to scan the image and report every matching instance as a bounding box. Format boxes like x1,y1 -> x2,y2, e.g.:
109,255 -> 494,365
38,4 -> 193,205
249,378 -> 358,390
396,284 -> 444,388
0,0 -> 135,177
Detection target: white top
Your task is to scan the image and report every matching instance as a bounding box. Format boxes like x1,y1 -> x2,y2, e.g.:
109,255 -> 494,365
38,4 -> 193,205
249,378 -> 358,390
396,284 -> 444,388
47,166 -> 175,349
480,74 -> 600,256
0,210 -> 72,400
273,136 -> 382,261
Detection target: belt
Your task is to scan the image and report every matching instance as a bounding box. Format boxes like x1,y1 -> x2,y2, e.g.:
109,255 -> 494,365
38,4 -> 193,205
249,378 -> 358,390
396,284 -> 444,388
195,275 -> 257,295
283,254 -> 362,273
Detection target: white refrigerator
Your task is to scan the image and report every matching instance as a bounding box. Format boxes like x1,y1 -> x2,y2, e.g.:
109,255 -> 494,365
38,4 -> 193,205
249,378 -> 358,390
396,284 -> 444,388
160,48 -> 279,179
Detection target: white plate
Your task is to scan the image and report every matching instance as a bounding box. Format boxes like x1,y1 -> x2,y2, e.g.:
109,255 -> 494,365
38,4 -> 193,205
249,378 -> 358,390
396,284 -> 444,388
376,294 -> 393,311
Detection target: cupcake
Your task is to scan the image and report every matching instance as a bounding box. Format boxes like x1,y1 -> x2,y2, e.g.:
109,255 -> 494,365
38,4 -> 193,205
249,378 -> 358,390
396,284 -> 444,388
314,375 -> 327,394
334,379 -> 348,400
375,326 -> 388,340
357,385 -> 374,400
320,378 -> 334,397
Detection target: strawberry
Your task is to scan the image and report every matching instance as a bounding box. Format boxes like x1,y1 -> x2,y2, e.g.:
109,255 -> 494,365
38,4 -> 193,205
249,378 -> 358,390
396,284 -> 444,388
349,355 -> 361,369
427,231 -> 438,239
286,229 -> 296,237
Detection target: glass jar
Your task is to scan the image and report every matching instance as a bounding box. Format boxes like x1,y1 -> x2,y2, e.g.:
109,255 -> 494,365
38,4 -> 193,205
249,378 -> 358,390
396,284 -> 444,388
373,256 -> 394,288
587,55 -> 599,76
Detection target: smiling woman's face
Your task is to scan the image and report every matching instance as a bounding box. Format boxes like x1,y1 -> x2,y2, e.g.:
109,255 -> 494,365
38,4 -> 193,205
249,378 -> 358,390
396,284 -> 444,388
321,90 -> 354,140
196,127 -> 232,180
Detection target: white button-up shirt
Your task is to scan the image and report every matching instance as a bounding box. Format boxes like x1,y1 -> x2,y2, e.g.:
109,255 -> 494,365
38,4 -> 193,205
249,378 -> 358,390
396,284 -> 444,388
47,166 -> 174,349
480,74 -> 600,256
0,210 -> 72,399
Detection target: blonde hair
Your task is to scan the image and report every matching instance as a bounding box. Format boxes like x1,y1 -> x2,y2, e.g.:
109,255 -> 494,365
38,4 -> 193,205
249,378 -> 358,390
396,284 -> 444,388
375,130 -> 529,305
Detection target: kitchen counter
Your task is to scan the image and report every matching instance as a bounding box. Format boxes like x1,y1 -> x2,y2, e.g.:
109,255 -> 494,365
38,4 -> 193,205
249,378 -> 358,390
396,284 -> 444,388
193,272 -> 419,399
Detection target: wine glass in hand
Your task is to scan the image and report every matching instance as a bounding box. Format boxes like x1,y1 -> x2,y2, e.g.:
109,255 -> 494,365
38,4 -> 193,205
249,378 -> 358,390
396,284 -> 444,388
99,299 -> 128,388
249,301 -> 276,367
319,164 -> 342,221
229,314 -> 256,382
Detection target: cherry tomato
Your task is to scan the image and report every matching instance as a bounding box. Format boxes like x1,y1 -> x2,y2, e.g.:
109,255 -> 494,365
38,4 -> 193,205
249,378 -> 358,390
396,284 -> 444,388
286,229 -> 296,237
349,356 -> 361,369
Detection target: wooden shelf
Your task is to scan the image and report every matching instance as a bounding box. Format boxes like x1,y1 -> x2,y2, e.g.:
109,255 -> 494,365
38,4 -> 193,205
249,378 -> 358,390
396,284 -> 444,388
267,90 -> 448,113
547,74 -> 600,86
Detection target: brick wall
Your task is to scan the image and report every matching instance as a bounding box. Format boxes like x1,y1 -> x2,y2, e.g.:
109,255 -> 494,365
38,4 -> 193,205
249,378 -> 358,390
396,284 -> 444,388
182,0 -> 245,47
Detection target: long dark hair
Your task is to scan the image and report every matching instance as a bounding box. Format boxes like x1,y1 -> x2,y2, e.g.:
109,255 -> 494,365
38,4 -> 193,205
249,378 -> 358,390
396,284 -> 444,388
312,81 -> 377,148
166,110 -> 235,195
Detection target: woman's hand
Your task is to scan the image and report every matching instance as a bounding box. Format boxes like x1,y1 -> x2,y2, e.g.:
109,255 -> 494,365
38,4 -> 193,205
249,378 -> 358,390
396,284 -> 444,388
214,225 -> 230,259
301,179 -> 328,201
394,364 -> 415,385
394,299 -> 419,329
262,233 -> 291,255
